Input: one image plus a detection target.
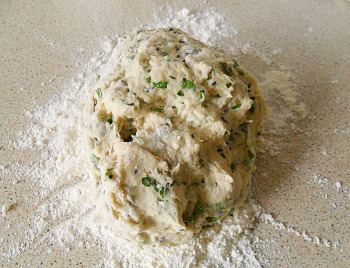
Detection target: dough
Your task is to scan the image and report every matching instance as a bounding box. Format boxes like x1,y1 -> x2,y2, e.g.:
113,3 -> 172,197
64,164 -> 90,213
84,28 -> 267,245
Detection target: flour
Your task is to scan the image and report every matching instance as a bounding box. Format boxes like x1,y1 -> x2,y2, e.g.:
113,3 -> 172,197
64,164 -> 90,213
151,7 -> 237,46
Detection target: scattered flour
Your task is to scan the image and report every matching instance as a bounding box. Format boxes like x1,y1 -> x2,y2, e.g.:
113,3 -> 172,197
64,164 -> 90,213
335,182 -> 342,193
1,204 -> 14,217
151,7 -> 237,46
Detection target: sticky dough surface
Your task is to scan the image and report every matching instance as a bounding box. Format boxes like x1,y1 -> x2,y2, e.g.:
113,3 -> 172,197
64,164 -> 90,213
84,27 -> 267,245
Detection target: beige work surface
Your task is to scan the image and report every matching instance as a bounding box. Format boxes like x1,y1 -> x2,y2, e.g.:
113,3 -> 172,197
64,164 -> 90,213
1,0 -> 349,267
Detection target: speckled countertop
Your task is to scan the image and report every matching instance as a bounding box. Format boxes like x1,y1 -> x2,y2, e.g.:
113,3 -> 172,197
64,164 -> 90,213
1,0 -> 349,267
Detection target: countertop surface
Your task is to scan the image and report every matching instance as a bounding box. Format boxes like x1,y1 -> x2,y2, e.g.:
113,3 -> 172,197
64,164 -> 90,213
1,0 -> 349,267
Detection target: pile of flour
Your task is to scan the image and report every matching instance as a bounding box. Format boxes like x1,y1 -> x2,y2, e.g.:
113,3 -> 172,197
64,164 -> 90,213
1,6 -> 323,268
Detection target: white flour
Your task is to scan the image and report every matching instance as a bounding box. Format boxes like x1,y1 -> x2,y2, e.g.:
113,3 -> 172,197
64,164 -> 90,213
2,5 -> 339,268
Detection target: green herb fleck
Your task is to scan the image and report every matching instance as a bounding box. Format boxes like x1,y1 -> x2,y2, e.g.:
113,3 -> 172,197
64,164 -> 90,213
96,88 -> 103,98
153,81 -> 168,88
96,74 -> 101,82
232,103 -> 241,110
220,62 -> 233,76
146,77 -> 151,83
198,90 -> 205,99
181,78 -> 195,89
126,88 -> 130,93
190,200 -> 204,221
231,163 -> 237,172
226,82 -> 232,88
248,150 -> 255,160
159,187 -> 166,199
163,51 -> 169,56
170,76 -> 176,79
127,103 -> 134,106
217,202 -> 225,210
105,168 -> 113,180
142,176 -> 156,187
142,177 -> 167,199
177,90 -> 184,96
223,131 -> 228,138
150,107 -> 164,113
206,216 -> 220,223
198,159 -> 205,168
91,154 -> 100,166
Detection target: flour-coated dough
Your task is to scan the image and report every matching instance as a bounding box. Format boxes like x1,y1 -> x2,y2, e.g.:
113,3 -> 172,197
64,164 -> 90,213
84,28 -> 267,245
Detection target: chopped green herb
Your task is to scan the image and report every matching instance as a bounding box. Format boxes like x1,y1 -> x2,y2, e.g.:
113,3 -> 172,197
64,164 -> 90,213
231,163 -> 237,172
248,150 -> 255,160
91,154 -> 100,166
146,77 -> 151,83
150,107 -> 164,113
226,82 -> 232,88
198,159 -> 205,168
107,116 -> 114,124
170,76 -> 176,79
181,78 -> 195,89
126,88 -> 130,93
217,202 -> 225,210
223,131 -> 228,138
206,216 -> 220,223
142,176 -> 156,187
96,88 -> 103,98
153,81 -> 168,88
105,168 -> 113,180
127,103 -> 134,106
142,177 -> 167,199
159,187 -> 166,199
190,200 -> 204,221
198,90 -> 205,99
232,103 -> 241,109
96,74 -> 101,82
214,94 -> 221,98
177,90 -> 184,96
220,62 -> 233,76
163,51 -> 169,56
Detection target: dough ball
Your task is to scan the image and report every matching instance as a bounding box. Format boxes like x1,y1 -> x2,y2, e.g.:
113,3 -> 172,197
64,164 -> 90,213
84,27 -> 267,245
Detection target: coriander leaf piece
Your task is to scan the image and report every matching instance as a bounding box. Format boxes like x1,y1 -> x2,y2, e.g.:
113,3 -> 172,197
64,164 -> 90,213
190,200 -> 204,221
198,90 -> 205,99
153,81 -> 168,88
146,76 -> 151,83
206,216 -> 220,223
181,78 -> 195,89
220,62 -> 233,76
177,90 -> 184,96
226,82 -> 232,88
232,103 -> 241,109
163,51 -> 169,56
105,168 -> 113,180
159,187 -> 166,199
142,176 -> 156,187
150,107 -> 164,113
96,88 -> 103,98
96,74 -> 101,82
231,163 -> 238,172
91,154 -> 100,166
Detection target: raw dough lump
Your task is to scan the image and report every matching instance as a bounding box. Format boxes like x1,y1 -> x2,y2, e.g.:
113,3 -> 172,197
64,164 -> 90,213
85,28 -> 267,245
